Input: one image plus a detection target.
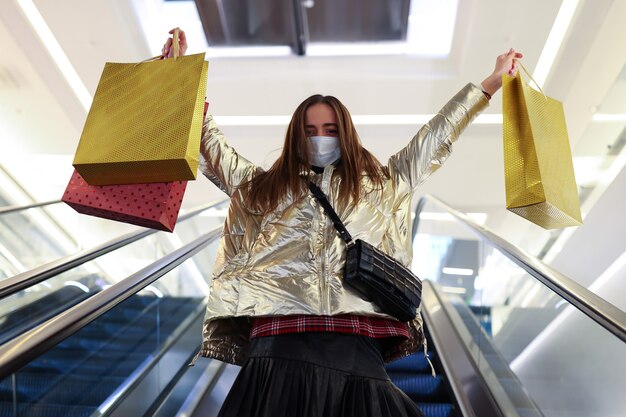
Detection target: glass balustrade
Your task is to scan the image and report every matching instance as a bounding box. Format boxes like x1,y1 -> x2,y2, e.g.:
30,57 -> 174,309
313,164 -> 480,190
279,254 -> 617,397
0,236 -> 222,417
413,198 -> 626,417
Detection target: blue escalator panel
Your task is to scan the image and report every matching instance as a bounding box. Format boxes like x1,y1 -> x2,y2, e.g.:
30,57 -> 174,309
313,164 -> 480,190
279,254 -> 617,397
386,326 -> 457,417
0,294 -> 202,417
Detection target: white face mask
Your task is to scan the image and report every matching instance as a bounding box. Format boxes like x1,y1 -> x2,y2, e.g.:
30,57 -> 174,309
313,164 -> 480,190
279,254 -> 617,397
307,136 -> 341,167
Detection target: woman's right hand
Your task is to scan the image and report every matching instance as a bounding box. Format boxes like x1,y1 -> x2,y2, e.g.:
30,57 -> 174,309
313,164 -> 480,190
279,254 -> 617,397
481,48 -> 524,98
162,27 -> 188,58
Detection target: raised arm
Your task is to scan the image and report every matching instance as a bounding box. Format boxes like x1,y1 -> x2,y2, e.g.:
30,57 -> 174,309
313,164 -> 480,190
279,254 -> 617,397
199,115 -> 260,196
388,48 -> 523,190
163,28 -> 260,196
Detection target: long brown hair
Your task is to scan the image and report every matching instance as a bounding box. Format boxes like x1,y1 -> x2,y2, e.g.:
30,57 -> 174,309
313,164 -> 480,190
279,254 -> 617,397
244,94 -> 388,214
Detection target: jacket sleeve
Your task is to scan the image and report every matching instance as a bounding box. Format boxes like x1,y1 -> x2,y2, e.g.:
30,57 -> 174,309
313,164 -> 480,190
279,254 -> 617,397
388,83 -> 489,190
198,114 -> 261,196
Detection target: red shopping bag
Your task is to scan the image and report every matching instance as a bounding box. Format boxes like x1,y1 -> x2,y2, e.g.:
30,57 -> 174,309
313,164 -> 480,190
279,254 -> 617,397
61,102 -> 209,232
62,170 -> 186,232
61,102 -> 208,232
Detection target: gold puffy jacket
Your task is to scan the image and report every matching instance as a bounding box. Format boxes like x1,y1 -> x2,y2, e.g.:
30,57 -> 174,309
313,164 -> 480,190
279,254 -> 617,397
198,83 -> 488,365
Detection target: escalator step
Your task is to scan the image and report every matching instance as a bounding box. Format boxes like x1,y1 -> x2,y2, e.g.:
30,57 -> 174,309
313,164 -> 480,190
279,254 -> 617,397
102,321 -> 150,335
12,373 -> 124,406
69,325 -> 115,339
386,352 -> 437,374
28,352 -> 146,377
0,379 -> 25,402
100,309 -> 157,324
0,402 -> 12,417
126,296 -> 158,307
58,334 -> 157,353
0,402 -> 94,417
417,402 -> 454,417
58,338 -> 108,352
0,373 -> 59,403
391,374 -> 446,402
158,304 -> 199,323
106,325 -> 153,341
0,296 -> 201,412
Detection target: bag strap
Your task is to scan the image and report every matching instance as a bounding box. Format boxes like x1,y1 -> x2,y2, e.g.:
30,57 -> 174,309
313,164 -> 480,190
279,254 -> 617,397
307,182 -> 353,246
172,28 -> 181,60
516,60 -> 547,101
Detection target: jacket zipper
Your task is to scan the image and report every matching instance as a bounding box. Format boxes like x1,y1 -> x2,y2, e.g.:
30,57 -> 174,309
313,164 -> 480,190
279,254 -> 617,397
320,233 -> 327,315
318,165 -> 333,315
317,200 -> 328,315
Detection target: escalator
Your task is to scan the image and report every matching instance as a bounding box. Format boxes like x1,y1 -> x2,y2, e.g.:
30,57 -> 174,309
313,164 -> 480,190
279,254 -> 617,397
0,195 -> 624,417
0,199 -> 228,416
385,324 -> 456,417
404,196 -> 626,417
0,294 -> 200,417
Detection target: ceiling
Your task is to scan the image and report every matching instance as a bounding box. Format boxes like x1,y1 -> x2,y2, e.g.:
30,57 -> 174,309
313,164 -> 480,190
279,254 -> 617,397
193,0 -> 411,54
1,0 -> 625,252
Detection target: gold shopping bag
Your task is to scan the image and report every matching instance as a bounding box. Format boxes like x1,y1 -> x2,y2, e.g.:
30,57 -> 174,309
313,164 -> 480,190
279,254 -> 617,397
502,64 -> 582,229
73,30 -> 208,185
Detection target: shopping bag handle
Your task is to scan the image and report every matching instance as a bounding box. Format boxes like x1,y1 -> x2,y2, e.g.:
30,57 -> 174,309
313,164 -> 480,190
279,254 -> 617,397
171,28 -> 181,60
135,28 -> 181,65
516,60 -> 548,101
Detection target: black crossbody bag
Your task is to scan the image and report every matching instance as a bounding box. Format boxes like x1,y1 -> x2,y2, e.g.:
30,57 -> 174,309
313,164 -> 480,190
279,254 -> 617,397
308,182 -> 422,322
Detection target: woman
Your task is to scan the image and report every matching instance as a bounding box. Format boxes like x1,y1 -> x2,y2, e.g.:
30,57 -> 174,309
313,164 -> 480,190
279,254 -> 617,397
164,28 -> 522,417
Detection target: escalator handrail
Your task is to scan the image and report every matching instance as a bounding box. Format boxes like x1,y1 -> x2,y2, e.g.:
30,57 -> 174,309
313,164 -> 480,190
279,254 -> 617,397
0,225 -> 222,378
415,194 -> 626,344
0,200 -> 61,215
0,199 -> 228,300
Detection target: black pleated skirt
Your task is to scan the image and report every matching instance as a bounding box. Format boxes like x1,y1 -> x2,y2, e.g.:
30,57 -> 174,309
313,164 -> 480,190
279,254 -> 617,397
217,332 -> 425,417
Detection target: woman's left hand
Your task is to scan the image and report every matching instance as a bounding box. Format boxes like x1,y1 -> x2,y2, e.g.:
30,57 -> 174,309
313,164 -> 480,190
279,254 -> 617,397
481,48 -> 524,98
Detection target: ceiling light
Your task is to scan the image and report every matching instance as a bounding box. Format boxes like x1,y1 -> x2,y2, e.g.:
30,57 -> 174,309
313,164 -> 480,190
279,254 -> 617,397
352,115 -> 434,125
442,267 -> 474,276
214,116 -> 292,126
17,0 -> 92,111
352,114 -> 502,125
533,0 -> 580,88
592,114 -> 626,122
417,212 -> 448,221
474,114 -> 503,124
198,208 -> 229,218
206,46 -> 293,58
418,212 -> 487,225
307,42 -> 408,57
214,113 -> 502,127
441,286 -> 467,294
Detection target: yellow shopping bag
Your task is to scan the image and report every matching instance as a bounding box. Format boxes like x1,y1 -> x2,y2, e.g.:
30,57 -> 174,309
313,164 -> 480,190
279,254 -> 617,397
502,63 -> 582,229
73,29 -> 208,185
